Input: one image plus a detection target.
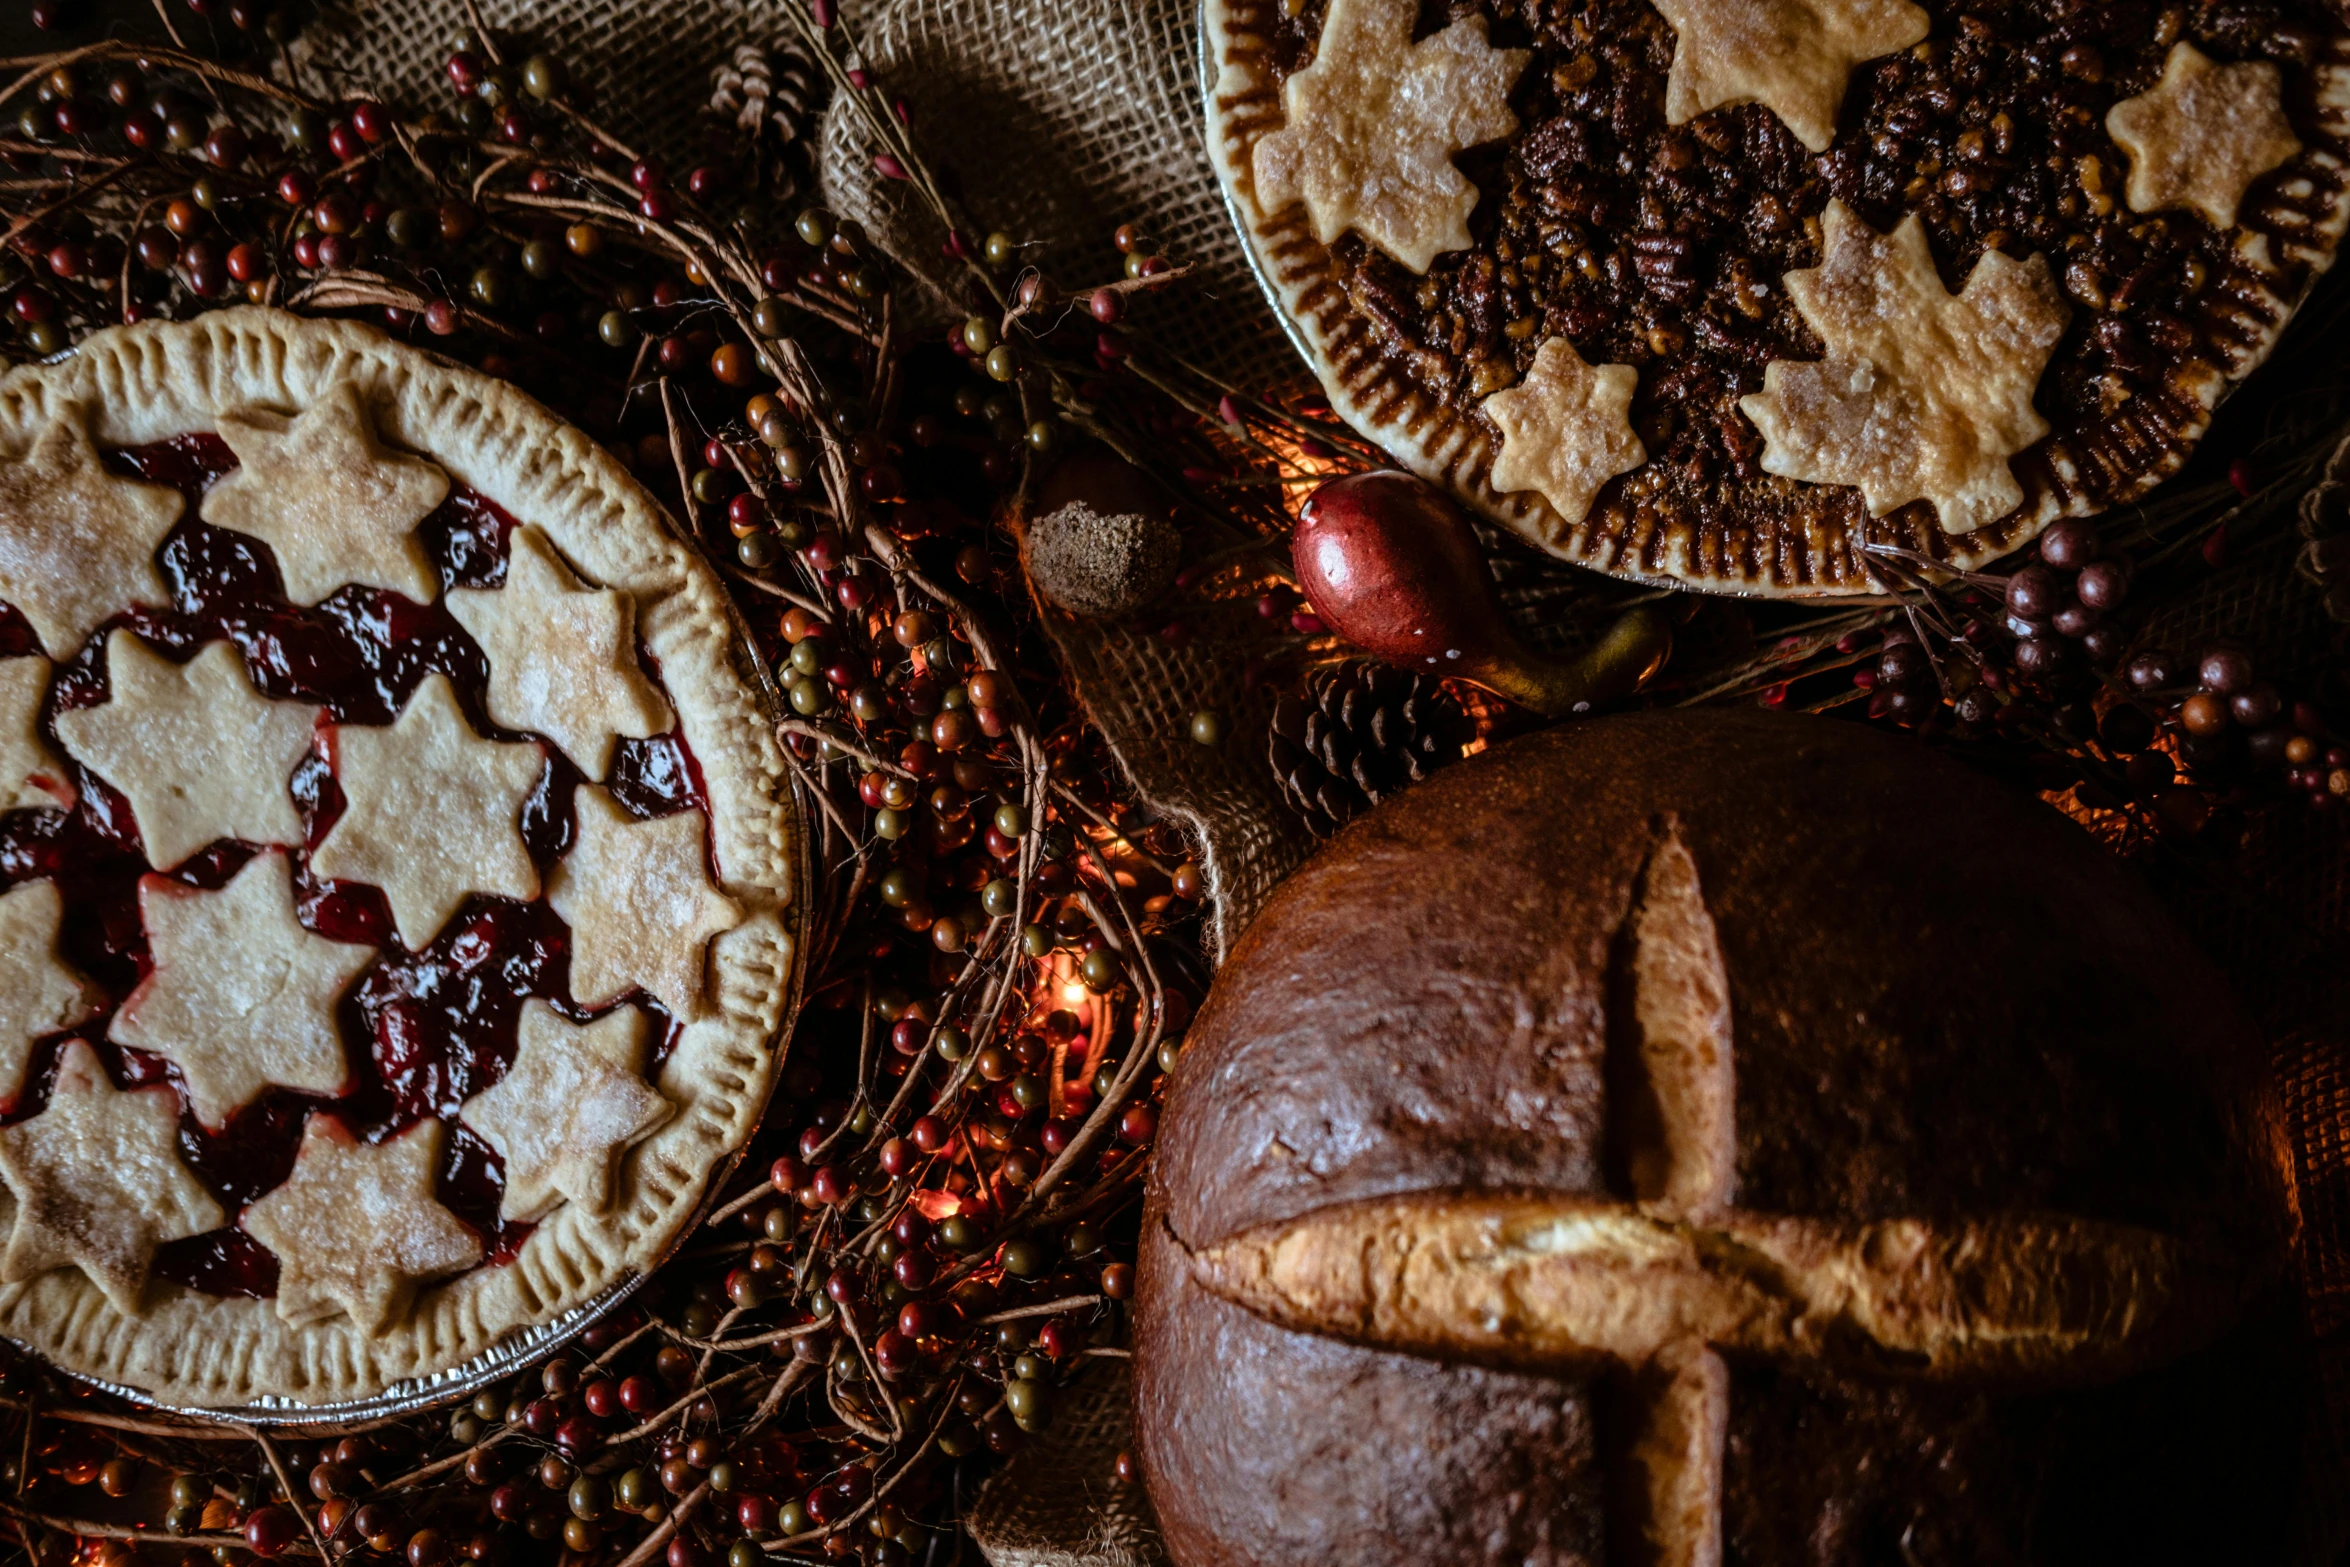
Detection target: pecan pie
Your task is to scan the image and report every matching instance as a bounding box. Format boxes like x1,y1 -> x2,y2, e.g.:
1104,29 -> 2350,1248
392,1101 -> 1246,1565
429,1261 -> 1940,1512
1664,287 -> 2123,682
0,310 -> 801,1407
1207,0 -> 2350,593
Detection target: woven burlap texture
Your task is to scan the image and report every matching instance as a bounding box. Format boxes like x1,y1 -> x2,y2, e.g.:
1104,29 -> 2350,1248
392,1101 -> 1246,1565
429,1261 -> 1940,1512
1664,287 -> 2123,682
815,0 -> 1295,391
300,0 -> 849,166
967,1359 -> 1168,1567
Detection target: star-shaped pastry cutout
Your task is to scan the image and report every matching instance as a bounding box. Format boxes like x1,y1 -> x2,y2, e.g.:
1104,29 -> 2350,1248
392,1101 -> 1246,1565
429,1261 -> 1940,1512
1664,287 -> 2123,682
460,1001 -> 673,1223
1651,0 -> 1927,153
1482,338 -> 1647,527
548,786 -> 742,1022
0,656 -> 73,814
446,527 -> 673,780
199,383 -> 448,606
312,673 -> 543,950
0,409 -> 185,658
1738,201 -> 2068,535
109,850 -> 371,1131
2107,42 -> 2302,231
0,1038 -> 223,1316
1251,0 -> 1527,274
243,1115 -> 482,1334
52,635 -> 319,871
0,880 -> 100,1108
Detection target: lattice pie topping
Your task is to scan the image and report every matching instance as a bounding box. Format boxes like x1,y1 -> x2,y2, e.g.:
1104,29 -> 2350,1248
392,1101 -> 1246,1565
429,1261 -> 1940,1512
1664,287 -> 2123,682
1250,0 -> 1527,274
0,327 -> 778,1364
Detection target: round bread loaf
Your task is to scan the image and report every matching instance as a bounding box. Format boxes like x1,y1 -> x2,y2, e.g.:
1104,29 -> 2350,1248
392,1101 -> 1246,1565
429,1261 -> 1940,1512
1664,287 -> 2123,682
1135,709 -> 2302,1567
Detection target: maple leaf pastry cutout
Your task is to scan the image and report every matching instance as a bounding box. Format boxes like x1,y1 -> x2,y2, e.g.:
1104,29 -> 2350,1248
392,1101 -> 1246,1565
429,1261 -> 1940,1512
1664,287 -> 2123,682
548,785 -> 743,1022
1650,0 -> 1928,153
0,1039 -> 223,1315
2107,42 -> 2302,231
1738,201 -> 2068,535
446,526 -> 673,780
1482,338 -> 1648,527
0,656 -> 73,814
1251,0 -> 1528,274
243,1115 -> 482,1334
109,849 -> 372,1130
311,672 -> 543,950
0,407 -> 184,659
0,880 -> 100,1108
52,634 -> 320,871
460,1001 -> 673,1223
199,382 -> 448,606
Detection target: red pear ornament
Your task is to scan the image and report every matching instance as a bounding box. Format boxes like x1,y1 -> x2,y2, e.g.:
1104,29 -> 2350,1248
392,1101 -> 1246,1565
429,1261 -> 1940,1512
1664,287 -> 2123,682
1294,471 -> 1670,716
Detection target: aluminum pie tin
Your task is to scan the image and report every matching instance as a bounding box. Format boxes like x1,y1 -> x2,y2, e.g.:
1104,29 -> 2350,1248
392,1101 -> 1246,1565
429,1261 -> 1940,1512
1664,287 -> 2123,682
16,592 -> 811,1431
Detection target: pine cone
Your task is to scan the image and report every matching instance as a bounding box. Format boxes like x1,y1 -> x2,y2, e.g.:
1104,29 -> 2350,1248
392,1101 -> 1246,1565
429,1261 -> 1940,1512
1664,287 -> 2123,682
708,41 -> 827,199
1268,662 -> 1473,836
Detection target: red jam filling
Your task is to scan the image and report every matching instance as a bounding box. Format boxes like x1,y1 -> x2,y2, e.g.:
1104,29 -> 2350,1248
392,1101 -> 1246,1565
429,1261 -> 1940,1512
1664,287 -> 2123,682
0,433 -> 705,1300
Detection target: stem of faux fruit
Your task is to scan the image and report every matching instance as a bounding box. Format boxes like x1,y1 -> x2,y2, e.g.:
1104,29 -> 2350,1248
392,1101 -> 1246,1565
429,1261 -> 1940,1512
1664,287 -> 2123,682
1294,470 -> 1672,718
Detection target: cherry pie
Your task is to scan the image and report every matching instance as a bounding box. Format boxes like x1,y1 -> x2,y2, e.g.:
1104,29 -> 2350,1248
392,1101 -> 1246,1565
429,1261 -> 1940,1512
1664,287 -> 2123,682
0,310 -> 800,1406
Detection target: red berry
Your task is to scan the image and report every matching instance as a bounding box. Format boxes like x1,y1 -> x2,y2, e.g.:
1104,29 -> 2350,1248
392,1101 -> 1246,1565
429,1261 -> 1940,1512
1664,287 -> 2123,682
424,299 -> 459,336
769,1155 -> 807,1193
522,1397 -> 561,1436
350,101 -> 389,142
666,1538 -> 700,1567
327,121 -> 362,162
810,1164 -> 851,1206
617,1374 -> 659,1415
629,159 -> 666,192
911,1115 -> 949,1153
1117,1104 -> 1157,1144
872,1330 -> 916,1379
1089,287 -> 1121,324
553,1416 -> 599,1457
581,1378 -> 618,1418
878,1136 -> 914,1178
737,1494 -> 774,1535
245,1506 -> 299,1558
892,1249 -> 933,1290
225,243 -> 262,282
1101,1261 -> 1135,1300
637,191 -> 675,222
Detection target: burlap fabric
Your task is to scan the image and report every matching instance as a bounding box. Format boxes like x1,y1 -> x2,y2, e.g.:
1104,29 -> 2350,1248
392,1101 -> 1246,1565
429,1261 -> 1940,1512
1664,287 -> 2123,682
299,0 -> 839,166
815,0 -> 1295,391
966,1360 -> 1169,1567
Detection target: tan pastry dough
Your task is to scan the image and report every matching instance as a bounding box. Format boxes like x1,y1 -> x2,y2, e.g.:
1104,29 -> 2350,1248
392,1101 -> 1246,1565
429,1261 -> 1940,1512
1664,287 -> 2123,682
0,880 -> 100,1108
2107,42 -> 2302,230
0,656 -> 72,813
243,1115 -> 482,1335
1651,0 -> 1929,153
0,1039 -> 223,1316
550,785 -> 743,1021
0,409 -> 183,657
461,1001 -> 673,1223
1250,0 -> 1526,274
1739,201 -> 2068,534
109,850 -> 371,1130
312,673 -> 543,949
202,382 -> 448,605
1481,339 -> 1648,528
447,525 -> 672,779
53,634 -> 318,871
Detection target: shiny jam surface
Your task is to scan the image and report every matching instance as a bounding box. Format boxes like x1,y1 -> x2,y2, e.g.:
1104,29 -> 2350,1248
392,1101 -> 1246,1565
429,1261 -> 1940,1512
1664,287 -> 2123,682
0,434 -> 703,1299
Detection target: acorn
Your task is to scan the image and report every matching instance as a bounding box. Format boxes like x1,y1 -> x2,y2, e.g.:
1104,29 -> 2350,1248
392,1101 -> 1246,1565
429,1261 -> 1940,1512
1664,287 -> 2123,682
1294,472 -> 1670,716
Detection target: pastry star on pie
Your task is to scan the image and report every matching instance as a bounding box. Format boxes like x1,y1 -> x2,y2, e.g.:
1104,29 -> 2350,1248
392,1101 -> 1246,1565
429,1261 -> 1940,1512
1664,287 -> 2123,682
1250,0 -> 1527,274
243,1115 -> 482,1334
0,880 -> 100,1108
1739,201 -> 2068,535
52,634 -> 319,871
109,850 -> 371,1130
201,383 -> 448,606
1481,339 -> 1647,528
2107,42 -> 2303,232
447,526 -> 673,779
1651,0 -> 1929,153
0,409 -> 184,657
312,673 -> 543,949
460,1001 -> 672,1222
549,785 -> 743,1021
0,1039 -> 223,1316
0,656 -> 73,814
